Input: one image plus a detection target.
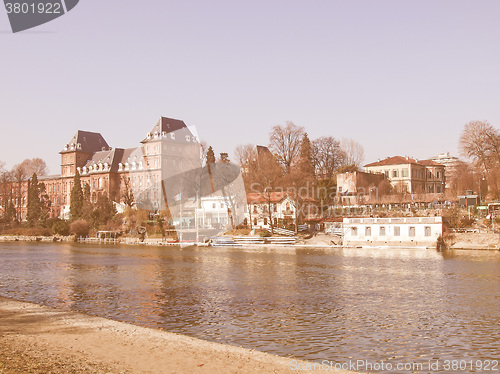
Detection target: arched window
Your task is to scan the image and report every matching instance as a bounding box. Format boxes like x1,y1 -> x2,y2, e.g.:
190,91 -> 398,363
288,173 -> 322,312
98,178 -> 103,189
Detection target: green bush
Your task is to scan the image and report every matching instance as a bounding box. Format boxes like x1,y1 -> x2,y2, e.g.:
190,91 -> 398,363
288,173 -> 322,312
259,230 -> 271,237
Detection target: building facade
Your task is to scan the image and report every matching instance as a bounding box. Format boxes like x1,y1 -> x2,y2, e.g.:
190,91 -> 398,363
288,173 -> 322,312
1,117 -> 199,221
364,156 -> 446,195
427,152 -> 461,190
336,171 -> 387,205
342,216 -> 443,247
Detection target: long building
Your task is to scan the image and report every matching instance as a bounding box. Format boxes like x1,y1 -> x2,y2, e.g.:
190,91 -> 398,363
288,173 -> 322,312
364,156 -> 446,195
3,117 -> 199,221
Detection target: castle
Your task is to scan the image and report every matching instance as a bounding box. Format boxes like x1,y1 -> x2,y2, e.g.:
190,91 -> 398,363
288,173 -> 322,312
17,117 -> 199,220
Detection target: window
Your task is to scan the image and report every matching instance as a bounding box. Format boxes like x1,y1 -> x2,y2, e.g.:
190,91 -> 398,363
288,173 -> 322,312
409,226 -> 415,237
425,226 -> 431,236
380,226 -> 386,236
394,226 -> 400,236
212,203 -> 216,209
365,226 -> 371,236
338,186 -> 342,193
402,169 -> 408,177
351,227 -> 358,236
253,218 -> 257,226
385,170 -> 389,177
264,218 -> 268,225
392,170 -> 399,178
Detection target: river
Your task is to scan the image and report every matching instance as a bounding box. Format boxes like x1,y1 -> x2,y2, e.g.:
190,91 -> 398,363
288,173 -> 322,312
0,242 -> 499,372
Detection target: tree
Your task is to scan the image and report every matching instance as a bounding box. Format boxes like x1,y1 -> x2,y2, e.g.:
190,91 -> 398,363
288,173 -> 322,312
269,121 -> 305,174
11,162 -> 28,221
21,158 -> 48,177
448,161 -> 475,197
70,170 -> 83,220
27,173 -> 41,226
312,136 -> 344,179
89,193 -> 116,229
0,167 -> 13,221
296,133 -> 315,178
122,177 -> 135,207
246,151 -> 283,234
459,120 -> 500,173
82,183 -> 93,220
206,146 -> 216,164
26,173 -> 50,227
340,138 -> 365,169
234,144 -> 254,168
278,133 -> 317,231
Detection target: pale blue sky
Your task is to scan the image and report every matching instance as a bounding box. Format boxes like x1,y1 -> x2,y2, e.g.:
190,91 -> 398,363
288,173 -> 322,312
1,0 -> 499,174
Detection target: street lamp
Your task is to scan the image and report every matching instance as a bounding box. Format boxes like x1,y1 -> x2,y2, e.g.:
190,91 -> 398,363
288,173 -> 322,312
478,174 -> 486,204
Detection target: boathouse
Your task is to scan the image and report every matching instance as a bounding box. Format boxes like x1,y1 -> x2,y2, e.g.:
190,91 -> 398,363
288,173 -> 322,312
342,216 -> 442,247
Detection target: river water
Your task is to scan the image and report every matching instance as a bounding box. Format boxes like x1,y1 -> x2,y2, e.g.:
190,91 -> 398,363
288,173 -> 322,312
0,242 -> 499,373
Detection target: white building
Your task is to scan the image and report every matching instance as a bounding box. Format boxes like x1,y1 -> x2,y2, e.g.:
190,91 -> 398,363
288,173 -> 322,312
342,216 -> 443,247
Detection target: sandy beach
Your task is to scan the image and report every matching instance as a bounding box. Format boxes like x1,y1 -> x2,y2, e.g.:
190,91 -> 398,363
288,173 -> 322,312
0,297 -> 355,374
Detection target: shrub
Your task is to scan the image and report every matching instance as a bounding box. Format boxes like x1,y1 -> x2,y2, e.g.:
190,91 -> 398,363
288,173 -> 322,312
259,230 -> 271,237
52,220 -> 70,236
1,227 -> 52,236
69,220 -> 90,238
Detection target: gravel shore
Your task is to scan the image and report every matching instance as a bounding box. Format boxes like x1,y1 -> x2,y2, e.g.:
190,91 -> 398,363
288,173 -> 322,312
0,297 -> 355,374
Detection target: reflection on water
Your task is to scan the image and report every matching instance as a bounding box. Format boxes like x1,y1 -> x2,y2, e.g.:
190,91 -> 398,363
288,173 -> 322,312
0,243 -> 499,372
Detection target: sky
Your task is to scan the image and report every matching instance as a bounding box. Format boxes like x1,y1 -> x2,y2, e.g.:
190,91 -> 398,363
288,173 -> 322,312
1,0 -> 500,175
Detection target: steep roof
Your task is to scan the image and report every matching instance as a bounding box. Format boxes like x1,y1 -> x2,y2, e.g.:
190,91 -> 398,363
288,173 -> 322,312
61,130 -> 110,154
141,117 -> 192,143
364,156 -> 419,167
82,148 -> 121,172
364,156 -> 444,168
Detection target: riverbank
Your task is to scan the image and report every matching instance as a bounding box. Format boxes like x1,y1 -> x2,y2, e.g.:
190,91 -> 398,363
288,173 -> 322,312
1,232 -> 499,250
448,232 -> 500,250
0,297 -> 355,374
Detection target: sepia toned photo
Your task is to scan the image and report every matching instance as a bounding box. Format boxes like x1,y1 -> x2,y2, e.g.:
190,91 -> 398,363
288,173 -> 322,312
0,1 -> 499,373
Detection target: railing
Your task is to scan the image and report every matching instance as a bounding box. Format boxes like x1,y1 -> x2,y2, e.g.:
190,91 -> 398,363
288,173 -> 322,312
274,227 -> 295,236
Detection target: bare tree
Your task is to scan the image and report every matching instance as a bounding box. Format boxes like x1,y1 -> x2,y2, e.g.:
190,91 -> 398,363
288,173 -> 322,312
448,161 -> 475,197
459,121 -> 500,172
21,158 -> 48,177
246,152 -> 283,234
269,121 -> 305,174
234,144 -> 254,167
340,138 -> 365,169
312,136 -> 344,179
11,163 -> 29,221
0,169 -> 14,221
